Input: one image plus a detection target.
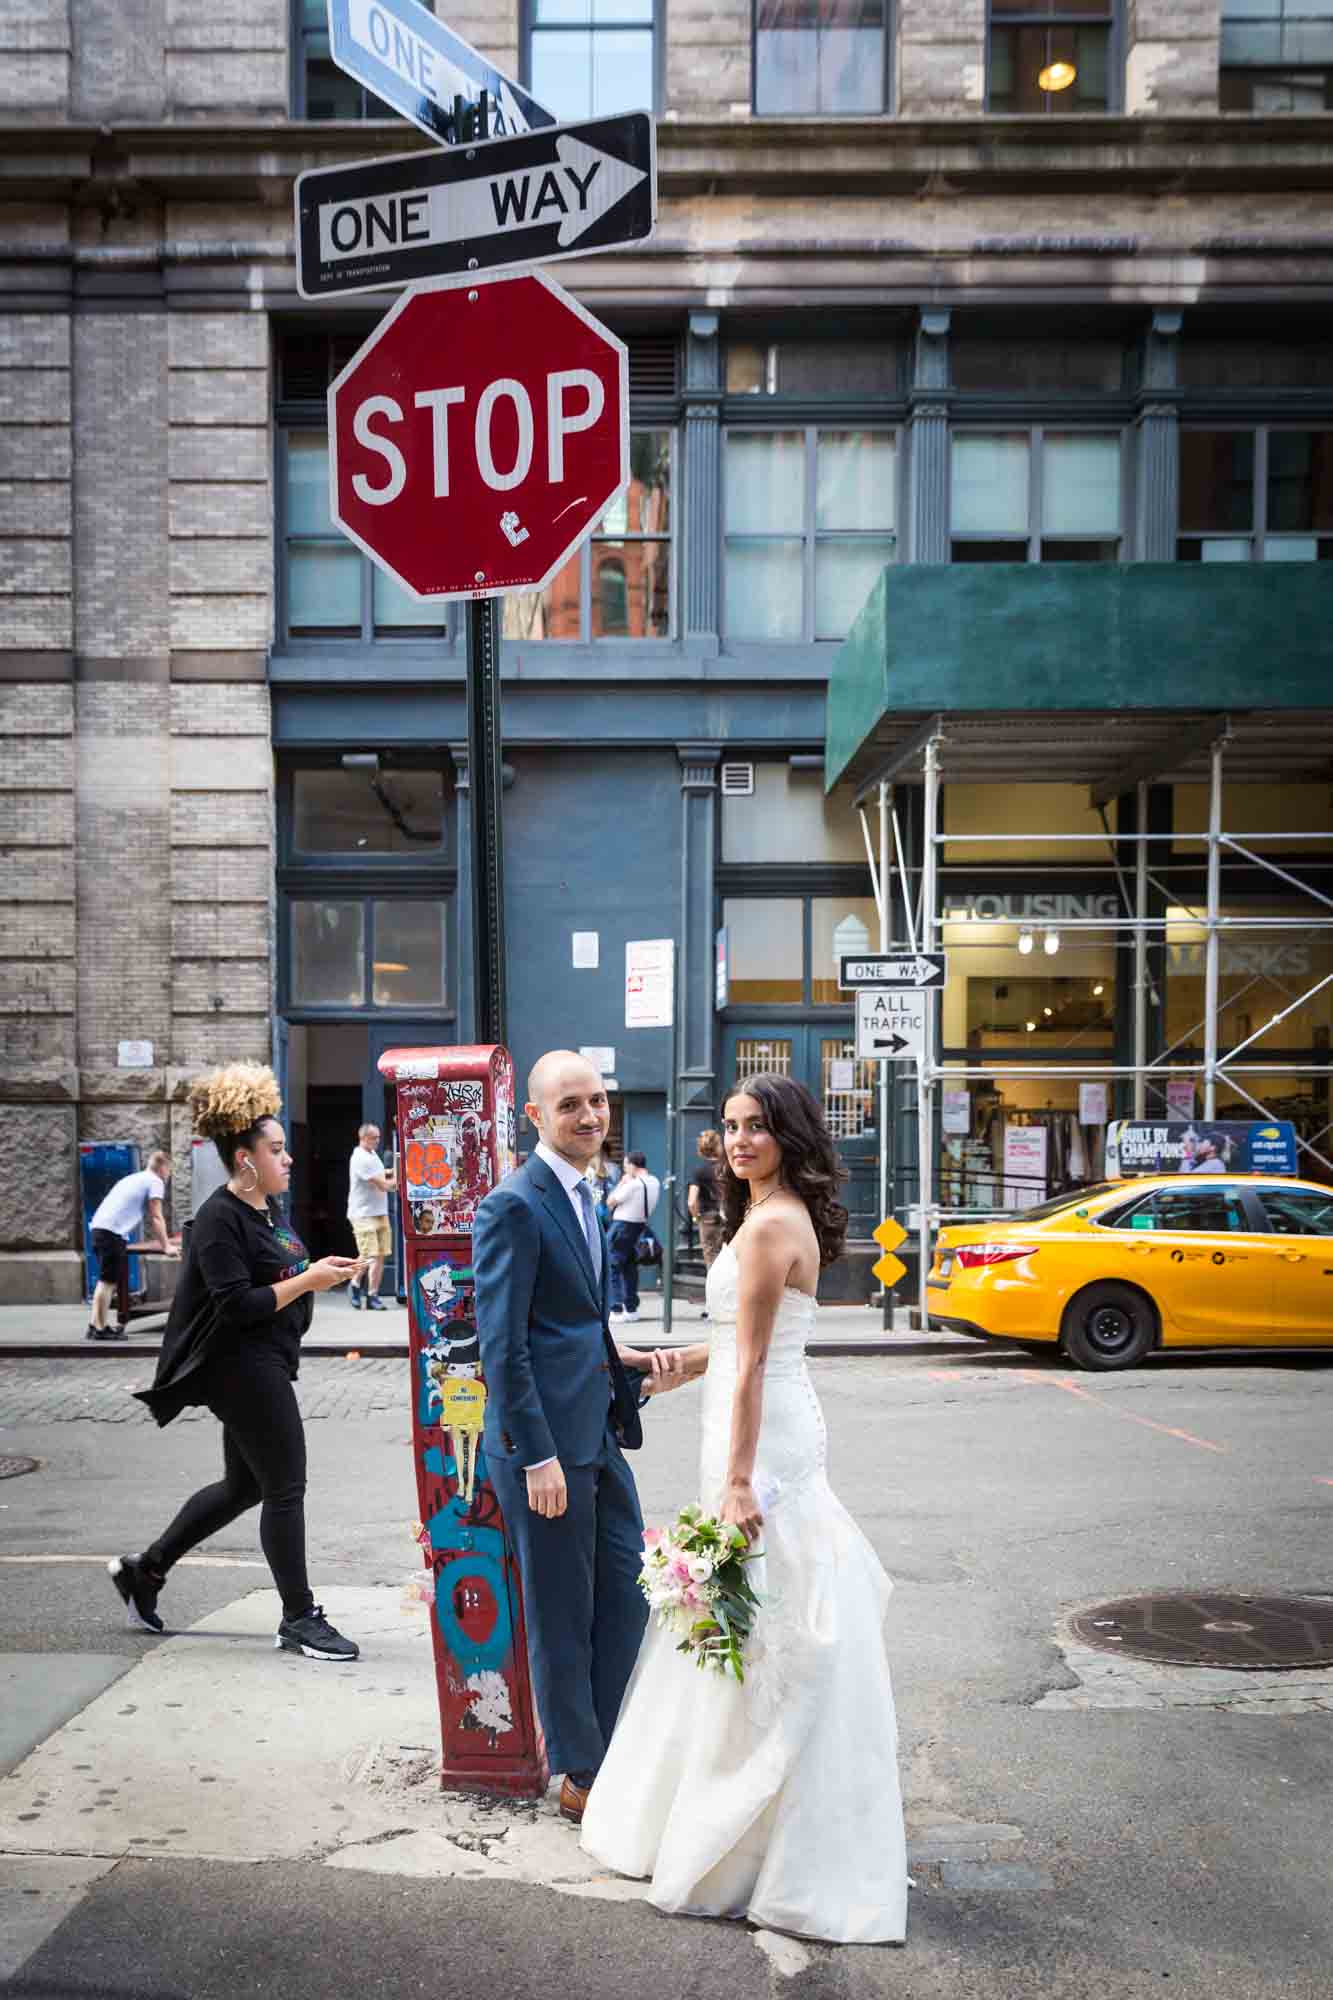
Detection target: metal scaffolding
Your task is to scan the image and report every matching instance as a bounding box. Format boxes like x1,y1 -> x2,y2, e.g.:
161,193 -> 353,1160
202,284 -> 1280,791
855,719 -> 1333,1321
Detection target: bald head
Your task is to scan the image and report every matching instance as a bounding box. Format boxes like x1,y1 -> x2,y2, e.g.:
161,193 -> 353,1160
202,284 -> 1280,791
525,1049 -> 609,1169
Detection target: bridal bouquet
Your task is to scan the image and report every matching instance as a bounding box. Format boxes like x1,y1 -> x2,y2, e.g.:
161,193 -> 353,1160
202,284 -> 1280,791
638,1503 -> 762,1683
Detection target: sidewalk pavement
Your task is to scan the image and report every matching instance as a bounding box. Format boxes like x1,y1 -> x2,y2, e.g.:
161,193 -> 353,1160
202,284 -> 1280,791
0,1292 -> 981,1359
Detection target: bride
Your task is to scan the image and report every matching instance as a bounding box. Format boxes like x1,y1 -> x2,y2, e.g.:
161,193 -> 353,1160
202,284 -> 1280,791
580,1073 -> 907,1945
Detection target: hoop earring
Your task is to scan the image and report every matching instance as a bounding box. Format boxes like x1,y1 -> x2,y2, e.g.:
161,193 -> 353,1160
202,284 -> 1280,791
237,1160 -> 259,1193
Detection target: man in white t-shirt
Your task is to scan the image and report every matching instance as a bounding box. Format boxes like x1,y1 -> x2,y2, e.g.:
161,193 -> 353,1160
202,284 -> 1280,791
88,1151 -> 175,1342
606,1151 -> 661,1323
347,1122 -> 397,1311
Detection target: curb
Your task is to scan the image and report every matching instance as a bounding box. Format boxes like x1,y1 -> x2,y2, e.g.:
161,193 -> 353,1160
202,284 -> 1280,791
0,1337 -> 992,1363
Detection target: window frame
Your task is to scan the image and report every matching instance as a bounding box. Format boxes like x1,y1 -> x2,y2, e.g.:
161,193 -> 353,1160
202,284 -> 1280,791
1176,423 -> 1333,564
1219,0 -> 1333,112
948,423 -> 1129,563
1097,1184 -> 1253,1234
275,424 -> 459,654
721,422 -> 903,644
715,872 -> 878,1015
519,0 -> 664,120
504,427 -> 677,645
984,0 -> 1123,115
282,891 -> 454,1016
751,0 -> 895,118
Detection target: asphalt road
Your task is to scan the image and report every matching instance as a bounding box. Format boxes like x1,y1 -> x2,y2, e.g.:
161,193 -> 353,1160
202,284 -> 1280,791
2,1342 -> 1332,1998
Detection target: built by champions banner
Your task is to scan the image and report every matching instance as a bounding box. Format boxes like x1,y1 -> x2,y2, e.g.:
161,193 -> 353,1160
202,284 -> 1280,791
1105,1119 -> 1298,1179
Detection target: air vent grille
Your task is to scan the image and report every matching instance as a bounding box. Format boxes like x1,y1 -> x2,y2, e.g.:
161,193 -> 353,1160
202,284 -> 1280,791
628,333 -> 679,400
720,762 -> 754,797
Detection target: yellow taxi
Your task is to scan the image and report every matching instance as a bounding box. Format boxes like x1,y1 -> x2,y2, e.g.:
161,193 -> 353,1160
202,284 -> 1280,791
927,1175 -> 1333,1370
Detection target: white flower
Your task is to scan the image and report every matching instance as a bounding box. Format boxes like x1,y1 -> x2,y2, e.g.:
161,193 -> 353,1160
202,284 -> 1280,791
687,1555 -> 714,1583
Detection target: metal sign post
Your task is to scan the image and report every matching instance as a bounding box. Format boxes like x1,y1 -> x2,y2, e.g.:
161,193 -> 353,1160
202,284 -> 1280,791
467,599 -> 506,1046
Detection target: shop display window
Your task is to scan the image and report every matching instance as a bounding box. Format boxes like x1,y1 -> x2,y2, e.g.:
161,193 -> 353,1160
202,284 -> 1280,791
291,901 -> 365,1007
811,897 -> 881,1003
1164,903 -> 1333,1052
288,898 -> 449,1011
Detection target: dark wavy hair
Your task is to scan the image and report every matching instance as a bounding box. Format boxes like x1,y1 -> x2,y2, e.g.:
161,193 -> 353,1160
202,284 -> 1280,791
719,1073 -> 848,1268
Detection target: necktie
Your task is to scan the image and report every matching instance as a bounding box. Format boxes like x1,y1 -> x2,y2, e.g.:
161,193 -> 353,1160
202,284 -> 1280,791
575,1179 -> 603,1282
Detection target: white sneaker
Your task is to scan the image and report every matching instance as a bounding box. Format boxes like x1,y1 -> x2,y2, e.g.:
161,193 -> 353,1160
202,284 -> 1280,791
621,1310 -> 640,1323
609,1308 -> 626,1322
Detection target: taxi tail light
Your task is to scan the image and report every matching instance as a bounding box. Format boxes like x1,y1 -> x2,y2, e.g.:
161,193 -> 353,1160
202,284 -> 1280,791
955,1244 -> 1038,1269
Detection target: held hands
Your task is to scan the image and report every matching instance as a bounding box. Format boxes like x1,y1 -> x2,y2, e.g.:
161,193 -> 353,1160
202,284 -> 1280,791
526,1459 -> 568,1519
307,1256 -> 362,1294
619,1345 -> 687,1396
719,1477 -> 764,1544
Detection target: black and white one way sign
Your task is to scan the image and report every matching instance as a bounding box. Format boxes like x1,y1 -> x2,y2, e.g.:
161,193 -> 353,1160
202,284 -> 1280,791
856,989 -> 926,1063
295,113 -> 656,300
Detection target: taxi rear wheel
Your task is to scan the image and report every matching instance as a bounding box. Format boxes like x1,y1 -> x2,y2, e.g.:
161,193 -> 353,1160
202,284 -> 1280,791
1061,1282 -> 1157,1371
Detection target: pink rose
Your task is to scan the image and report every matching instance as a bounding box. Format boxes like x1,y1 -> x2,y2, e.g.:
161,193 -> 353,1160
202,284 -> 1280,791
642,1528 -> 663,1550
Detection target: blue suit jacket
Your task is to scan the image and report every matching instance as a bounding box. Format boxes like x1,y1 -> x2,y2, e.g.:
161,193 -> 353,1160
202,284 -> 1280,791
473,1154 -> 643,1470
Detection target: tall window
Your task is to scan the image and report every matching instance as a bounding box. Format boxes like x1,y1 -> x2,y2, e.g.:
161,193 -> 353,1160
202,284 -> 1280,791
501,430 -> 673,641
1177,429 -> 1333,562
295,0 -> 399,117
724,429 -> 897,641
1220,1 -> 1333,110
950,431 -> 1123,562
987,0 -> 1116,113
525,0 -> 657,120
282,432 -> 448,641
754,0 -> 891,115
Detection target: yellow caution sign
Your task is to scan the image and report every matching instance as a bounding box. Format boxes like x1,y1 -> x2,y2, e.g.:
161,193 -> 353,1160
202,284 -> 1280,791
871,1214 -> 908,1289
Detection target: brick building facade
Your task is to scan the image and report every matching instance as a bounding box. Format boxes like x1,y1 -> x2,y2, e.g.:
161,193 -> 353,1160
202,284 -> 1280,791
2,1 -> 1331,1300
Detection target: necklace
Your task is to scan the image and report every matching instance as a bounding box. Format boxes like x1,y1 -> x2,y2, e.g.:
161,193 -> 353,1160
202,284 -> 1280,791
745,1186 -> 780,1217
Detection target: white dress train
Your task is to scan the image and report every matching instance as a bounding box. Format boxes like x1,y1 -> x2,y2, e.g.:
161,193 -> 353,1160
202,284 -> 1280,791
580,1241 -> 908,1945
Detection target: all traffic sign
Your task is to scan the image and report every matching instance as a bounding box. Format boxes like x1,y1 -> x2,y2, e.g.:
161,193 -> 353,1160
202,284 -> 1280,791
328,269 -> 628,601
326,0 -> 554,147
841,952 -> 947,991
295,113 -> 655,301
856,988 -> 926,1063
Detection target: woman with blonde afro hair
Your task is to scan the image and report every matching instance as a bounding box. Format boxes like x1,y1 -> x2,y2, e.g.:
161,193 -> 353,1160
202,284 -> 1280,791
112,1063 -> 363,1661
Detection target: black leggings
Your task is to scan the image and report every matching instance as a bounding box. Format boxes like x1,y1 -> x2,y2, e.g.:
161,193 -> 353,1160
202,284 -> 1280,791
143,1347 -> 313,1622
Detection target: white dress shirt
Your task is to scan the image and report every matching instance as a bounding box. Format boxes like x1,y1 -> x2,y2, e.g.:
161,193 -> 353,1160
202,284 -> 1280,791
525,1143 -> 604,1471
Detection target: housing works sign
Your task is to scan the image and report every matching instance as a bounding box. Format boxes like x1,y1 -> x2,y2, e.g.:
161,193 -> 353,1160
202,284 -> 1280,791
945,893 -> 1121,923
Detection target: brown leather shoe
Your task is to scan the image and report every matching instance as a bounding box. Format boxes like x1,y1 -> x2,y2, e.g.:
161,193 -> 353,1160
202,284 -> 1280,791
559,1775 -> 591,1823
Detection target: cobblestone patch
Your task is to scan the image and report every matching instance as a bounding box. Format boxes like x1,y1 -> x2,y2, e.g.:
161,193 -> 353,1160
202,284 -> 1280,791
0,1359 -> 407,1427
1038,1637 -> 1333,1714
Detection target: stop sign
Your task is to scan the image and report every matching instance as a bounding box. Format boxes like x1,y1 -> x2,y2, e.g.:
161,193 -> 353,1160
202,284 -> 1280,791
329,269 -> 628,600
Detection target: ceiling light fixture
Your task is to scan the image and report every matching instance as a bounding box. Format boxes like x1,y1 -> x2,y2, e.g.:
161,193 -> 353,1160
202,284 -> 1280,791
1026,1019 -> 1037,1033
1043,1006 -> 1054,1018
1044,928 -> 1061,955
1038,59 -> 1077,92
1093,982 -> 1105,996
1018,928 -> 1035,956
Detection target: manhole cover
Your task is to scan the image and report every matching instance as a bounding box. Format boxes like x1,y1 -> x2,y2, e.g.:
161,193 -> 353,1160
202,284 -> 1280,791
0,1455 -> 39,1480
1071,1593 -> 1333,1670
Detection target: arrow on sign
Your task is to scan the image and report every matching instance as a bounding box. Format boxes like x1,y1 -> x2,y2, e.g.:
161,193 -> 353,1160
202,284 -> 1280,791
902,956 -> 941,986
869,1033 -> 910,1056
316,134 -> 646,266
295,112 -> 656,300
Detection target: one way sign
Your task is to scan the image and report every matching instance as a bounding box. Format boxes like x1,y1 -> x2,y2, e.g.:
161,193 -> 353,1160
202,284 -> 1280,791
295,112 -> 656,301
856,988 -> 926,1063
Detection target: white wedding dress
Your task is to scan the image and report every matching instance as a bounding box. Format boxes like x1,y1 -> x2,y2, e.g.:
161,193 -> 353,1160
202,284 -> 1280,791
581,1241 -> 908,1945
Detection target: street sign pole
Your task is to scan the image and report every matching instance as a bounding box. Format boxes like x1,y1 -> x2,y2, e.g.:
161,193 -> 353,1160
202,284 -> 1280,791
466,598 -> 506,1046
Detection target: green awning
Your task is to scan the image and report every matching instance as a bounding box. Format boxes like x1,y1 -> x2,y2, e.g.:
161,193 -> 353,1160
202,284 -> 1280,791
825,563 -> 1333,795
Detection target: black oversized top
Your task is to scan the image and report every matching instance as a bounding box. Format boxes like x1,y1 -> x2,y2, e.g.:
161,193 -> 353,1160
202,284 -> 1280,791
135,1186 -> 312,1427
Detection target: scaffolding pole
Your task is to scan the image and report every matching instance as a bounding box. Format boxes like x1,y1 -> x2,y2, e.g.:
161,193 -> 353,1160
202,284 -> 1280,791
1203,732 -> 1226,1118
1134,779 -> 1148,1119
918,735 -> 941,1325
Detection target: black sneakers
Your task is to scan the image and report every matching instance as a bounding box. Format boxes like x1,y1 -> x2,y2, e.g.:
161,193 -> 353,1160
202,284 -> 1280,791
87,1323 -> 128,1341
275,1604 -> 360,1661
347,1283 -> 362,1309
108,1554 -> 165,1632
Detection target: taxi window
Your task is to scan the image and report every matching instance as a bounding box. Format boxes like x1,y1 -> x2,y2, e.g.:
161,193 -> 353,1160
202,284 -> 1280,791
1257,1189 -> 1333,1237
1147,1187 -> 1249,1234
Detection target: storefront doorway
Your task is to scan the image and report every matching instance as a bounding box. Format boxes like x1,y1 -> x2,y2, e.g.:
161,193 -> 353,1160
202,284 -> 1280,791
720,1023 -> 878,1237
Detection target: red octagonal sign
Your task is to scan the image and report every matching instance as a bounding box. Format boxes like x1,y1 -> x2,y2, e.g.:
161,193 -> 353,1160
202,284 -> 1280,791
329,269 -> 628,601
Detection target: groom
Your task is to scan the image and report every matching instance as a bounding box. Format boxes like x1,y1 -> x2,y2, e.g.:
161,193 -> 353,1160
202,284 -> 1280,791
473,1049 -> 681,1823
